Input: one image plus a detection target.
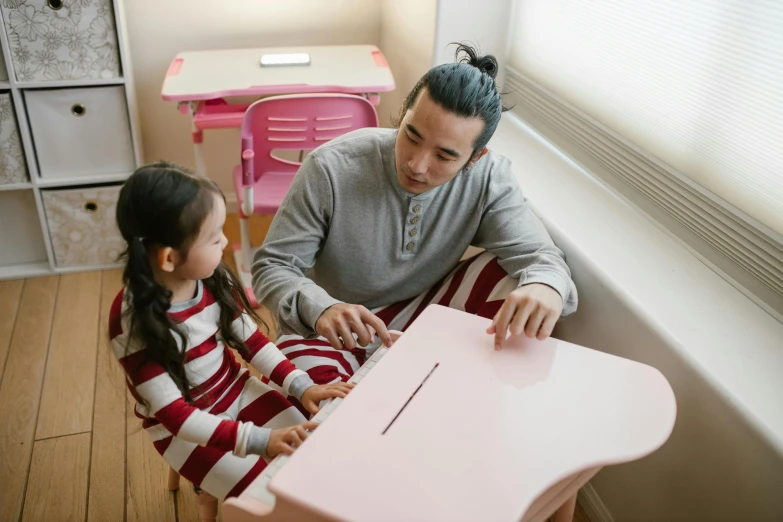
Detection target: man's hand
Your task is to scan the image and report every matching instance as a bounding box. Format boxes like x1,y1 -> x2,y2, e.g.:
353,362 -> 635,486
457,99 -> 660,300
486,283 -> 563,350
300,382 -> 355,414
315,303 -> 393,351
267,421 -> 319,457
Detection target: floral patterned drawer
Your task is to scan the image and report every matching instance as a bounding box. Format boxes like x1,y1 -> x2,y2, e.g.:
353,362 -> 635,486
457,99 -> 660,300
2,0 -> 121,82
0,92 -> 27,184
42,184 -> 124,267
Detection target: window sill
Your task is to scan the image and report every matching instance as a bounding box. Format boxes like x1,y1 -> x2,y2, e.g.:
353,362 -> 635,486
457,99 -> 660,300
491,113 -> 783,457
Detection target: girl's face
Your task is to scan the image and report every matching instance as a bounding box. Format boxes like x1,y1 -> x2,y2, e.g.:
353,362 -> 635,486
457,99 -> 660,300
174,193 -> 228,281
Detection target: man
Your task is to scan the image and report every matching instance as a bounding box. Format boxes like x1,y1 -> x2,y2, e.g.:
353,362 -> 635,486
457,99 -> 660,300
252,44 -> 577,387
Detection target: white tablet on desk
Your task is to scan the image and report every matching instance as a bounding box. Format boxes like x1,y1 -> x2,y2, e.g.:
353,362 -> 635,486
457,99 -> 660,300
260,53 -> 311,67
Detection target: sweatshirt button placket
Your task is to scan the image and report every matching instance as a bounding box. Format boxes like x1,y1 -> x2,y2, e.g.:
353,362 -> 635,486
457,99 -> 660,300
404,201 -> 424,255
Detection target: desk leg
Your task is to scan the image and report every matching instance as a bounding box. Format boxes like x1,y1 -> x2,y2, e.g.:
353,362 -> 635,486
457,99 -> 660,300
552,494 -> 577,522
189,101 -> 208,176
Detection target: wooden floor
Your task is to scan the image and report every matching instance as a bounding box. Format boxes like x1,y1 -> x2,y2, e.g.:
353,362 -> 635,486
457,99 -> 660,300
0,213 -> 590,522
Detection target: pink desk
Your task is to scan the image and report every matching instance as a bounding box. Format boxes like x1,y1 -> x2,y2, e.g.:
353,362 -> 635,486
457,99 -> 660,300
223,305 -> 677,522
161,45 -> 395,175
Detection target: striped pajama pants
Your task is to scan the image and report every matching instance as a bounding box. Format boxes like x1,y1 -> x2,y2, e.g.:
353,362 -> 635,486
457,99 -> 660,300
147,368 -> 307,500
276,252 -> 517,391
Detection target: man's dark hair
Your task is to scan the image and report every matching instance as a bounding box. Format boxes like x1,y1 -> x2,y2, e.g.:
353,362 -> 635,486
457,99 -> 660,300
397,43 -> 510,154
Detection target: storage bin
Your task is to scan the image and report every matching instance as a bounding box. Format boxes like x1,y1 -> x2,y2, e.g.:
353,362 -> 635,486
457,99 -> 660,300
25,85 -> 134,179
1,0 -> 121,82
0,92 -> 27,184
0,43 -> 8,82
41,183 -> 124,267
0,190 -> 47,266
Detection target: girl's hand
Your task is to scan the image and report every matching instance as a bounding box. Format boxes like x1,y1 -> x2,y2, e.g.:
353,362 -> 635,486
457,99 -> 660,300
300,382 -> 355,414
267,421 -> 319,458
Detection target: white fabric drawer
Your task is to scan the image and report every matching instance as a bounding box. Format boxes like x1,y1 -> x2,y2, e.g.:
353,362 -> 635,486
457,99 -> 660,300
0,92 -> 27,185
25,86 -> 135,179
0,190 -> 47,266
1,0 -> 121,82
42,184 -> 124,267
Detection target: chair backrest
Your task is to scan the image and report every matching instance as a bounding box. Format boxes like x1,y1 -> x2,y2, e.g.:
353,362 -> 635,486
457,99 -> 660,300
240,93 -> 379,185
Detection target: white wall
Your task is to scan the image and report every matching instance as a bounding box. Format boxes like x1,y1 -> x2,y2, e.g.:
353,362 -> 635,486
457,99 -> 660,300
433,0 -> 513,88
376,0 -> 516,128
123,0 -> 382,201
377,0 -> 437,128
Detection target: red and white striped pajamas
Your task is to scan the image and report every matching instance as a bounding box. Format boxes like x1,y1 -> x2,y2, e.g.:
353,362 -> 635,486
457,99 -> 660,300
275,252 -> 518,386
109,281 -> 309,500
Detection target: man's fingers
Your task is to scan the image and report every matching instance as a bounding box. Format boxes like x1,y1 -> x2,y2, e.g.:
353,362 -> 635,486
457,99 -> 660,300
346,313 -> 373,347
537,311 -> 559,340
279,442 -> 294,455
523,305 -> 546,338
486,311 -> 499,334
335,318 -> 356,350
361,309 -> 393,347
507,297 -> 533,336
320,325 -> 343,352
493,302 -> 516,350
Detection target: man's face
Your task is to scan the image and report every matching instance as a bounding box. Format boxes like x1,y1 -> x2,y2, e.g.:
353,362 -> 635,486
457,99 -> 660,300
394,88 -> 485,195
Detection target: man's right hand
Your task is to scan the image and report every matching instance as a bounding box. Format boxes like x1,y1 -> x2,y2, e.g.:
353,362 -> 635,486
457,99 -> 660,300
315,303 -> 393,351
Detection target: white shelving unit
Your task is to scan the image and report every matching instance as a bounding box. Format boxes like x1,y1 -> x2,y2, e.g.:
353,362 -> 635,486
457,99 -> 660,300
0,0 -> 141,280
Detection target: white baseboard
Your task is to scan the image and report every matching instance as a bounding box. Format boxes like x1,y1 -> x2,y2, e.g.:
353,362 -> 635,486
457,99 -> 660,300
578,482 -> 614,522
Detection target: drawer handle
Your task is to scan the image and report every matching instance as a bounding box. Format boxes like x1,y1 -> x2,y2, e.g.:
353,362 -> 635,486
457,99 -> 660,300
71,104 -> 86,117
84,201 -> 98,213
46,0 -> 64,10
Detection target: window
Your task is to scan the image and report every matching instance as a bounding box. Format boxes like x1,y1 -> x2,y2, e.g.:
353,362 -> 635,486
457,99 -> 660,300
505,0 -> 783,319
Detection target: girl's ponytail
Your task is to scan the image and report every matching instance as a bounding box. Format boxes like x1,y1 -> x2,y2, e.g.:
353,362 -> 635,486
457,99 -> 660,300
123,235 -> 192,402
116,162 -> 218,403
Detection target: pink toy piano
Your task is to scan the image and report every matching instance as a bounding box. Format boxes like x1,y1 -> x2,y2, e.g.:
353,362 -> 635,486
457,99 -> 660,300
161,45 -> 395,176
222,305 -> 677,522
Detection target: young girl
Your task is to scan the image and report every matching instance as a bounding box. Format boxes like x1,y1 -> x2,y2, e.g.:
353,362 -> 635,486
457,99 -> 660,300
109,162 -> 352,500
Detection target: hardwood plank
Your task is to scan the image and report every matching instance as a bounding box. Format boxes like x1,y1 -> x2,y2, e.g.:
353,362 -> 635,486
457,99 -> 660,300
21,432 -> 91,522
87,270 -> 126,522
126,390 -> 176,522
176,480 -> 223,522
36,272 -> 102,439
0,279 -> 24,385
0,276 -> 58,522
177,482 -> 203,522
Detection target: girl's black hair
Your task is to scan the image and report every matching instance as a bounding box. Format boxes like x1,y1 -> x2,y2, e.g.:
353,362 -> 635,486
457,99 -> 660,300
397,43 -> 510,154
116,161 -> 263,403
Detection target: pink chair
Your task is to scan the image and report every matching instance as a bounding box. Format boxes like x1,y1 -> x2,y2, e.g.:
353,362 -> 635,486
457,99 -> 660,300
232,93 -> 379,305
